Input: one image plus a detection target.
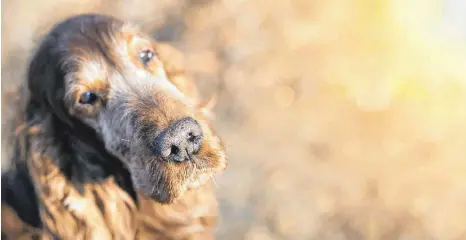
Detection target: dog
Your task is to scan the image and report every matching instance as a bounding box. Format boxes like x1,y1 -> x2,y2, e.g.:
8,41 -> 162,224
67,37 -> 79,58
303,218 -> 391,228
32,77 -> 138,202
1,13 -> 226,239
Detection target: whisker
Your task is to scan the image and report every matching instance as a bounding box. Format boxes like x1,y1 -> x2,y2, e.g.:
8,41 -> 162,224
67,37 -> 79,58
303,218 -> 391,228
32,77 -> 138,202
211,176 -> 218,188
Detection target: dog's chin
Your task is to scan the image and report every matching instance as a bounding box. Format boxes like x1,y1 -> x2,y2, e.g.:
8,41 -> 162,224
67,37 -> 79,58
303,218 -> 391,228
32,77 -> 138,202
129,155 -> 226,204
136,171 -> 215,204
186,172 -> 213,190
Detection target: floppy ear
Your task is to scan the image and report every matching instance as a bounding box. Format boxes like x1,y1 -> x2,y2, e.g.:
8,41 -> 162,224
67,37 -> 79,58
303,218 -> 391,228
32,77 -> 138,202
27,37 -> 73,126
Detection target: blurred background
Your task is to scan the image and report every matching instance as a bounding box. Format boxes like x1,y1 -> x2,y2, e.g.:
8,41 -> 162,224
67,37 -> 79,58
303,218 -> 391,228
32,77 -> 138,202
2,0 -> 466,239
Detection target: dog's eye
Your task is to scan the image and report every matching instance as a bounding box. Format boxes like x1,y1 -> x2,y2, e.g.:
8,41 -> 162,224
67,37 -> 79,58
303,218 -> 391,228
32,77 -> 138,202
79,92 -> 98,105
139,50 -> 154,65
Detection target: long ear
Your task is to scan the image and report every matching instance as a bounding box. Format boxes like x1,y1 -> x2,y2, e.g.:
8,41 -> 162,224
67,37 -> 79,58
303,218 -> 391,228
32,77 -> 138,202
27,37 -> 73,126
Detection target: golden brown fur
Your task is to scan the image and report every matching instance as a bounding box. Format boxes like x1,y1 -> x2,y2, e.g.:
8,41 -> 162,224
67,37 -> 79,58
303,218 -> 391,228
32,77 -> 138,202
1,14 -> 225,239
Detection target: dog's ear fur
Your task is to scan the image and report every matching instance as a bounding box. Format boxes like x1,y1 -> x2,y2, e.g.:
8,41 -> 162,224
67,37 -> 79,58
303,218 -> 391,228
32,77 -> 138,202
27,36 -> 73,126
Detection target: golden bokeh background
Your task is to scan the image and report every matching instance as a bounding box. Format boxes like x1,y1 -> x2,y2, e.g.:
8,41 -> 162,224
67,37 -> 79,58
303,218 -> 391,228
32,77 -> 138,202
2,0 -> 466,239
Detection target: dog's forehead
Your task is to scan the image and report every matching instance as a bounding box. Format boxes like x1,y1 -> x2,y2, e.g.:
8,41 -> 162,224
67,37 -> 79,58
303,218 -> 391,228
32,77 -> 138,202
65,24 -> 147,84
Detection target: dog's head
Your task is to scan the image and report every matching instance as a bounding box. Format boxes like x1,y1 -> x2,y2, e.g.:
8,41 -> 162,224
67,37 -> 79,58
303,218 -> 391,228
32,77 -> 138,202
27,14 -> 226,203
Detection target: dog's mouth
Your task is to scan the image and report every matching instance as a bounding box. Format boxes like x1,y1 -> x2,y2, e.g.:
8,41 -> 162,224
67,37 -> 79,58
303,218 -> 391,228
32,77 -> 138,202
178,145 -> 227,190
181,161 -> 223,193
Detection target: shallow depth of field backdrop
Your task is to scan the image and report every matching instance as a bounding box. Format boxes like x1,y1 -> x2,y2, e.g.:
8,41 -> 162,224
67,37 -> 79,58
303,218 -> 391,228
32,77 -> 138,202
2,0 -> 466,239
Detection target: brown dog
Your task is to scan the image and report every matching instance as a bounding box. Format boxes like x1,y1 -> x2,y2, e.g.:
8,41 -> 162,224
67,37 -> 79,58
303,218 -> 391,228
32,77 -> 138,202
1,14 -> 226,239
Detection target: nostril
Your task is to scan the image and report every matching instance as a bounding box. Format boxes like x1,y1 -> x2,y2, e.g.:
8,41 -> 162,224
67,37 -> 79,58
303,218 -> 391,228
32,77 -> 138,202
170,145 -> 180,156
187,132 -> 197,142
165,144 -> 185,162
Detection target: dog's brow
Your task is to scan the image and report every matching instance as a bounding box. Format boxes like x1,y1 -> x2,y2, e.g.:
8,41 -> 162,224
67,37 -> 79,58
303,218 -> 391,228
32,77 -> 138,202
79,60 -> 108,84
94,36 -> 119,69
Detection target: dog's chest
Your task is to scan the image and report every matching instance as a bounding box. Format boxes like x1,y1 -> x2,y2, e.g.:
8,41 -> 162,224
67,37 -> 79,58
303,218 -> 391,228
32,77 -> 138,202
25,153 -> 217,240
28,153 -> 138,239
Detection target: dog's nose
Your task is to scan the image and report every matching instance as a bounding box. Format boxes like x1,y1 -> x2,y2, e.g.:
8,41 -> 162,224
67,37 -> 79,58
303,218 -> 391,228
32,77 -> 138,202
154,117 -> 203,162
